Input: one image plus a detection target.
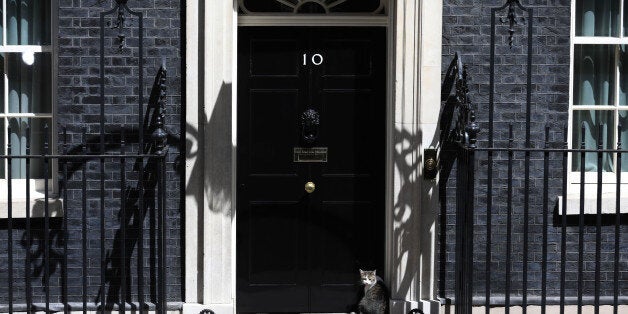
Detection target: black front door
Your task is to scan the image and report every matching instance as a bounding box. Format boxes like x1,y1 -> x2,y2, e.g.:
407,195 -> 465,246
237,27 -> 386,313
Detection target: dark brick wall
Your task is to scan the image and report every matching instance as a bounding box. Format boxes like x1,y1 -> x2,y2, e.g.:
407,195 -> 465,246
440,0 -> 628,304
0,0 -> 183,307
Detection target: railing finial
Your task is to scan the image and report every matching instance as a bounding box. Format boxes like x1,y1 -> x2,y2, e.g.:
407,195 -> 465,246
500,0 -> 525,48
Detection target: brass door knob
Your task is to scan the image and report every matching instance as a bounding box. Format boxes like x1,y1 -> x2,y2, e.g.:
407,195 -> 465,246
305,181 -> 316,194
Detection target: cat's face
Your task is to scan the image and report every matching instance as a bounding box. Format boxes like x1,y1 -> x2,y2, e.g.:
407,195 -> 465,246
359,269 -> 377,285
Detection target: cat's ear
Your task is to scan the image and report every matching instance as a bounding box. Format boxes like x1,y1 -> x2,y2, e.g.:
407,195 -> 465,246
359,269 -> 364,274
373,270 -> 377,276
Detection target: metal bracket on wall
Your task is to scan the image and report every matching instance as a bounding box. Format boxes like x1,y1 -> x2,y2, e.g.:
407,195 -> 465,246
424,148 -> 438,180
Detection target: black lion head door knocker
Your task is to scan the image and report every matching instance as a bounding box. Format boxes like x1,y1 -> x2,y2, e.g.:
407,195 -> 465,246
301,108 -> 320,146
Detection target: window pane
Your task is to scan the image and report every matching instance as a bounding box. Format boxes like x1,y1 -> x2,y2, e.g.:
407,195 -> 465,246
0,54 -> 3,113
7,0 -> 51,45
296,3 -> 326,13
574,45 -> 615,106
240,0 -> 292,13
620,111 -> 628,171
625,1 -> 628,36
8,117 -> 50,179
0,5 -> 3,45
572,110 -> 614,172
324,0 -> 384,13
0,119 -> 4,179
8,52 -> 52,113
576,0 -> 620,36
621,45 -> 628,106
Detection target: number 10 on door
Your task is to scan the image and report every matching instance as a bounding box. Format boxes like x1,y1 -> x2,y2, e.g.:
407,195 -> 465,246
303,53 -> 324,66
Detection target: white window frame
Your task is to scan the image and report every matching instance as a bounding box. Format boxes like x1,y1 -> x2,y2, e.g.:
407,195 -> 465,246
565,0 -> 628,214
0,0 -> 60,218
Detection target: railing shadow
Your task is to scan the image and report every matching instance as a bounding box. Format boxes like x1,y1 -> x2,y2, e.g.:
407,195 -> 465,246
8,65 -> 177,311
390,125 -> 422,299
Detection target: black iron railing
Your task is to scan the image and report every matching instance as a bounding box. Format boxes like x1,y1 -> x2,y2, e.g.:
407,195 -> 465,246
442,50 -> 627,314
1,0 -> 171,310
1,61 -> 169,313
442,1 -> 627,313
1,123 -> 168,313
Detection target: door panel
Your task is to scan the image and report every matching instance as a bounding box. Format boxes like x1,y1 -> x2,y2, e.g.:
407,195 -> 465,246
321,90 -> 377,174
249,90 -> 300,174
250,40 -> 300,76
322,40 -> 373,76
237,27 -> 385,313
249,202 -> 301,285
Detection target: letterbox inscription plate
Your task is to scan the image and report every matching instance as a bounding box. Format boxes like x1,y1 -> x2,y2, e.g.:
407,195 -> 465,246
294,147 -> 328,163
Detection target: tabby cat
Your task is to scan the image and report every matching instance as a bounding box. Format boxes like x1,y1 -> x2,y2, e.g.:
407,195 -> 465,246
358,269 -> 389,314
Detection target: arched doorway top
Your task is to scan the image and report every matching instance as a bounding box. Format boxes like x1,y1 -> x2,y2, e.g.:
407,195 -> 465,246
238,0 -> 387,15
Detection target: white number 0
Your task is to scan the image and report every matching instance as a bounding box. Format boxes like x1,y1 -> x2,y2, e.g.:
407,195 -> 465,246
303,53 -> 324,66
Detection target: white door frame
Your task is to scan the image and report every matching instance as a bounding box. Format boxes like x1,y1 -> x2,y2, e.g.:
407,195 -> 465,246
183,1 -> 443,313
238,15 -> 388,27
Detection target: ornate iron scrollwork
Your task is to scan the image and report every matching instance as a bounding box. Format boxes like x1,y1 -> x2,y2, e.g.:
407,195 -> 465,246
152,62 -> 169,156
108,0 -> 131,51
301,109 -> 320,146
499,0 -> 526,48
455,62 -> 479,148
442,52 -> 480,149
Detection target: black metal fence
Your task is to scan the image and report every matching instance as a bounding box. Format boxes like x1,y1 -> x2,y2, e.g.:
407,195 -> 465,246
441,1 -> 627,313
0,1 -> 173,312
442,52 -> 627,314
1,130 -> 167,314
0,66 -> 169,314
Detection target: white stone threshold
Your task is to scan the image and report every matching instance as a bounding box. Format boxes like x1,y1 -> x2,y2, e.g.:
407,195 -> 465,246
182,303 -> 233,314
391,299 -> 440,314
440,305 -> 628,314
182,300 -> 440,314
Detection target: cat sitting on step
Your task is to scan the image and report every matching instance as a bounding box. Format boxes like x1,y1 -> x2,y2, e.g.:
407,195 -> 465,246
358,269 -> 389,314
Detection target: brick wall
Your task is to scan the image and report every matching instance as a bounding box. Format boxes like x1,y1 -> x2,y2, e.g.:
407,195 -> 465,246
0,0 -> 183,307
440,0 -> 628,304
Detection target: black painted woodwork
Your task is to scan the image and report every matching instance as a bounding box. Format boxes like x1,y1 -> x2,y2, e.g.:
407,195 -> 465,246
236,27 -> 386,313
